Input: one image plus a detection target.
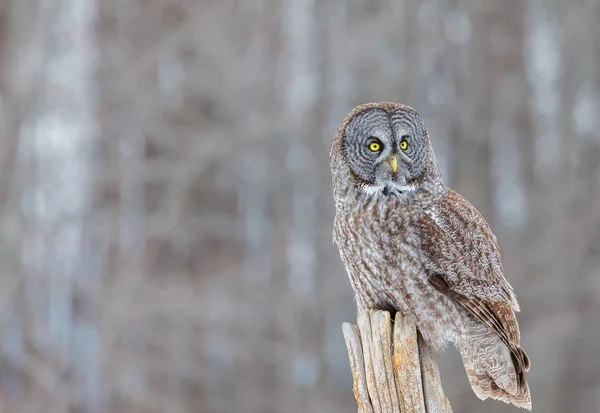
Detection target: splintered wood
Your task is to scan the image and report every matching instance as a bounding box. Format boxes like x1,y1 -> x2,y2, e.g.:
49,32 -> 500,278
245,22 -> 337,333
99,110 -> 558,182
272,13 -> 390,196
342,308 -> 452,413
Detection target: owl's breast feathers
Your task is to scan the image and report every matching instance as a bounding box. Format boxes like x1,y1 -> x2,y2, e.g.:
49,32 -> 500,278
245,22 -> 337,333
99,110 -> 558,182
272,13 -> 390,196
419,189 -> 530,376
333,197 -> 466,350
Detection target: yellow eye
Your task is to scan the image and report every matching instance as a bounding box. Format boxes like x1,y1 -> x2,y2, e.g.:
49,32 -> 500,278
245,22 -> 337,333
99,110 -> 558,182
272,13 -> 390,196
369,142 -> 381,152
400,140 -> 408,150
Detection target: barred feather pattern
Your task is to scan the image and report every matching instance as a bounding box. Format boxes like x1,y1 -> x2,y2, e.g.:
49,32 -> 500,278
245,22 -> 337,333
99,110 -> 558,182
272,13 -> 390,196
459,309 -> 531,409
333,195 -> 464,350
330,102 -> 531,410
421,190 -> 531,409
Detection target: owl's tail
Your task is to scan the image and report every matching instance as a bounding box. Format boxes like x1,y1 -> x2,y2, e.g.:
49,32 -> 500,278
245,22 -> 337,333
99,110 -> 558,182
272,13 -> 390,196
459,318 -> 532,410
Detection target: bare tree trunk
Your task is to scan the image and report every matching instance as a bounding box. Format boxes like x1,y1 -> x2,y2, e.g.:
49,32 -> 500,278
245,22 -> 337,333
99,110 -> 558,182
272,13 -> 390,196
280,0 -> 322,409
2,0 -> 100,411
343,308 -> 452,413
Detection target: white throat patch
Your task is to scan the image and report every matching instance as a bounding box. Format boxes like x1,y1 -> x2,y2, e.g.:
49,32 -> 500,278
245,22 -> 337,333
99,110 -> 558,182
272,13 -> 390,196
360,182 -> 418,197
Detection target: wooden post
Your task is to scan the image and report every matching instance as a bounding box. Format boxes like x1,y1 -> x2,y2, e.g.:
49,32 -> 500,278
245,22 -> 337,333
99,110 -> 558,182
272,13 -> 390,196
342,307 -> 453,413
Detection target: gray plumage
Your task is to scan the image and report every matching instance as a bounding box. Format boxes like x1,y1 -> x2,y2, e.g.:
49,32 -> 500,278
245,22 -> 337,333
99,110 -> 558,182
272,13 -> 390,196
330,102 -> 531,409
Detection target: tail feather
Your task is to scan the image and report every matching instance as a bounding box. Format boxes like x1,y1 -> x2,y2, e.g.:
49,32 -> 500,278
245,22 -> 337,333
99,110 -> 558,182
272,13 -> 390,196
461,349 -> 531,410
459,315 -> 531,410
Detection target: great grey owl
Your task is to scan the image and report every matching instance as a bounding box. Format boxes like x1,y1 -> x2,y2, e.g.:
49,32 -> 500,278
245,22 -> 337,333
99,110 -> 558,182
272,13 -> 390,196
330,102 -> 531,409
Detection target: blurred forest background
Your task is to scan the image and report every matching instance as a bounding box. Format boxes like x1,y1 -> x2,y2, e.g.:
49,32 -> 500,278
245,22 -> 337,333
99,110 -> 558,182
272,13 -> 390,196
0,0 -> 599,412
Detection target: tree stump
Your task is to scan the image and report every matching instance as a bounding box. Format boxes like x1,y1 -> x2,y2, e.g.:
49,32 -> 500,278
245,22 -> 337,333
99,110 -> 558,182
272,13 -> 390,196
342,307 -> 453,413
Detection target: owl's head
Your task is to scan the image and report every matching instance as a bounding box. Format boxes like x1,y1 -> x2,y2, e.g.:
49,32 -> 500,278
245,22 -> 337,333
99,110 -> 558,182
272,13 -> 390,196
330,103 -> 443,206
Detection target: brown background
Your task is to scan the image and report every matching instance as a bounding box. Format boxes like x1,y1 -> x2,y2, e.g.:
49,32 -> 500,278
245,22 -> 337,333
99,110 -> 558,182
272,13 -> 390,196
0,0 -> 599,412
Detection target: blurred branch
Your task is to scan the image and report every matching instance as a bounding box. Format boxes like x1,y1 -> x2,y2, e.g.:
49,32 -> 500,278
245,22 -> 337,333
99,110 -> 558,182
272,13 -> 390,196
342,308 -> 452,413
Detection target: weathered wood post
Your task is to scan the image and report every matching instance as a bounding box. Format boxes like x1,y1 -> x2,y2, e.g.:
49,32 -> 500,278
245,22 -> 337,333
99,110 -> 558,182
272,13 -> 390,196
342,307 -> 453,413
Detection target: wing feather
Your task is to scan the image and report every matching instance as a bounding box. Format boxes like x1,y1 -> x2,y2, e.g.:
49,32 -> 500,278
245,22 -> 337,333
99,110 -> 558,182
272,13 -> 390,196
419,190 -> 529,374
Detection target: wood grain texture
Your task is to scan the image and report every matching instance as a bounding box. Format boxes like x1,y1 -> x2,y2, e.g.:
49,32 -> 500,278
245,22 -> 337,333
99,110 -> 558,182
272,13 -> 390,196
357,307 -> 382,412
418,333 -> 453,413
393,314 -> 425,413
343,308 -> 452,413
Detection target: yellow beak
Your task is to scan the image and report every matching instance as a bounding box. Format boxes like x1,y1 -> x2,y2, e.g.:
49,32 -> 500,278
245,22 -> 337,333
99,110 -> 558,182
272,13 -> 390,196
389,155 -> 398,173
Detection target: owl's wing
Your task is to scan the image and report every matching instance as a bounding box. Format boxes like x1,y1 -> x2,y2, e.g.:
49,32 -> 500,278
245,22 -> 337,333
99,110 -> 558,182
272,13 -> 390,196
419,190 -> 528,367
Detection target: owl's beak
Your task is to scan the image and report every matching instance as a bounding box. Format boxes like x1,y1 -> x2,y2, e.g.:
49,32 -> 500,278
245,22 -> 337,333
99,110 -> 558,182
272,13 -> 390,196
388,155 -> 398,173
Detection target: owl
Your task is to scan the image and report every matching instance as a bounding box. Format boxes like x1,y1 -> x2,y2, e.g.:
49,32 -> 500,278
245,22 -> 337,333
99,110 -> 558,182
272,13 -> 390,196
330,102 -> 531,409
